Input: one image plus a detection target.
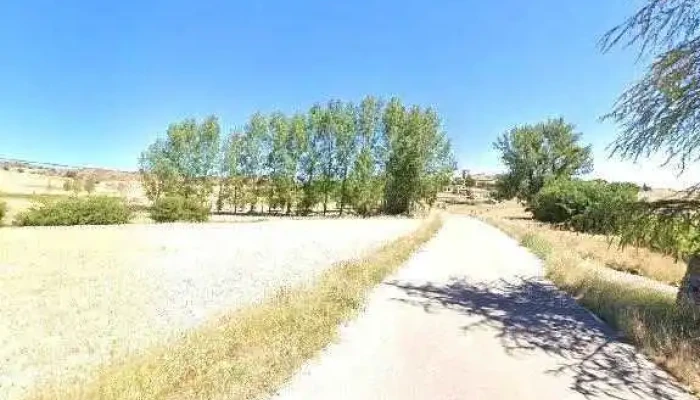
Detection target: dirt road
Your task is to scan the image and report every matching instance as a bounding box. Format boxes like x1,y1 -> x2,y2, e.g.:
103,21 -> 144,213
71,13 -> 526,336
273,216 -> 693,400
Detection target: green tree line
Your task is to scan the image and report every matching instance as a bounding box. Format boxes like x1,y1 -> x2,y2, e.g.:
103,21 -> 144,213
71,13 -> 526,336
139,96 -> 455,216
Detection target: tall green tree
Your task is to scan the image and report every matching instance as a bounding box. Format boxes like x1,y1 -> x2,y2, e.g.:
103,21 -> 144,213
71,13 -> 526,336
493,118 -> 593,203
349,96 -> 384,216
419,108 -> 455,207
382,97 -> 409,214
218,132 -> 244,213
316,102 -> 337,216
299,105 -> 323,215
333,101 -> 358,216
288,113 -> 308,214
241,113 -> 268,212
267,112 -> 295,213
139,116 -> 221,202
398,106 -> 428,211
603,0 -> 700,308
382,99 -> 454,214
139,139 -> 178,201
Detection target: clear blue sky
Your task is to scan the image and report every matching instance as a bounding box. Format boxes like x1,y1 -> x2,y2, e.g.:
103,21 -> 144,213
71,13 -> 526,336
1,1 -> 660,181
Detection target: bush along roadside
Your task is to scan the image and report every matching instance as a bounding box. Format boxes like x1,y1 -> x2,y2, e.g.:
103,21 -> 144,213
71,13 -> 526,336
13,196 -> 132,226
528,178 -> 638,234
526,178 -> 700,267
483,216 -> 700,394
149,195 -> 210,223
30,214 -> 443,400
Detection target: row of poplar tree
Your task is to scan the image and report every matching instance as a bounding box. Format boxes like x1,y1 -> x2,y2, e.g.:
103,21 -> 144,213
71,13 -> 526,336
138,96 -> 455,216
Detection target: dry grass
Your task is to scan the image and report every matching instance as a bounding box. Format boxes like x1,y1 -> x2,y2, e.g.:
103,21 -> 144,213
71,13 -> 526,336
29,215 -> 442,400
0,197 -> 32,225
2,219 -> 418,399
546,254 -> 700,394
0,168 -> 142,197
0,169 -> 147,223
479,213 -> 700,395
451,202 -> 687,286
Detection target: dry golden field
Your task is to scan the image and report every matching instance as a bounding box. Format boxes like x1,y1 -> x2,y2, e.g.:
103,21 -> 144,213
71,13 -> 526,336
0,167 -> 145,224
0,217 -> 422,400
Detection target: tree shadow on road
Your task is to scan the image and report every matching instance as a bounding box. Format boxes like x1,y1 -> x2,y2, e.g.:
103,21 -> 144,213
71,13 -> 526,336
388,277 -> 688,399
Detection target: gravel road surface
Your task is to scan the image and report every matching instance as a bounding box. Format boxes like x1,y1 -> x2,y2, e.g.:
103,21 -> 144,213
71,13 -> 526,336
0,218 -> 418,400
273,216 -> 693,400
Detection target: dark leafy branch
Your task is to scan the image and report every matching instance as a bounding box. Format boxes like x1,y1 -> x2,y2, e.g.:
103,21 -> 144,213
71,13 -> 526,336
603,1 -> 700,257
600,0 -> 700,55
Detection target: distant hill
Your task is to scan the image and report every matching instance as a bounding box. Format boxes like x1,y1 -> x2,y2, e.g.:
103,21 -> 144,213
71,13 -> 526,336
0,157 -> 138,181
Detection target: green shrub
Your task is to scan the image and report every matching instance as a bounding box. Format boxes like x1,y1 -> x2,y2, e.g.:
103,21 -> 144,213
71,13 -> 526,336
150,196 -> 210,223
14,196 -> 132,226
0,200 -> 6,222
616,206 -> 700,259
84,177 -> 97,193
71,178 -> 83,193
464,175 -> 476,187
529,179 -> 638,234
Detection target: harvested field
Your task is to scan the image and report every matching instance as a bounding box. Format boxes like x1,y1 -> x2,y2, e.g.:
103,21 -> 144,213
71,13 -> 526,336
0,218 -> 419,400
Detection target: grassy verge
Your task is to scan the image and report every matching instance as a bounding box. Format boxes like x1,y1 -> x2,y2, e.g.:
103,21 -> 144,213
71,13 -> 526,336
31,215 -> 443,400
480,215 -> 700,394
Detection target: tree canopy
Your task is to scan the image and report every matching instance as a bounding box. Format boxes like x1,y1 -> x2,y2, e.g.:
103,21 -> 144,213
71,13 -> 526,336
139,116 -> 221,202
603,1 -> 700,258
139,96 -> 454,216
602,0 -> 700,173
493,118 -> 593,202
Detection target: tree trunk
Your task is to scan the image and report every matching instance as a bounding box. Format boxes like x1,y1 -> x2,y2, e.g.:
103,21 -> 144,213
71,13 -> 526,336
323,179 -> 329,216
233,185 -> 238,215
216,181 -> 225,213
677,254 -> 700,312
339,169 -> 347,217
339,182 -> 345,216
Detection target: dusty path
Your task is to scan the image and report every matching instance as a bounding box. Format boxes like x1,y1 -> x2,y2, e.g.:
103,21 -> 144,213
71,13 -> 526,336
273,216 -> 693,400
